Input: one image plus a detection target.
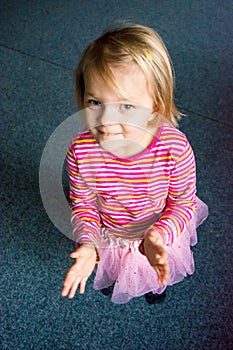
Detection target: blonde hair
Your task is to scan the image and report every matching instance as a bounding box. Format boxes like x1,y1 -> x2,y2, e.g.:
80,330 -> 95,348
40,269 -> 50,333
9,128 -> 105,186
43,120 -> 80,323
75,24 -> 181,126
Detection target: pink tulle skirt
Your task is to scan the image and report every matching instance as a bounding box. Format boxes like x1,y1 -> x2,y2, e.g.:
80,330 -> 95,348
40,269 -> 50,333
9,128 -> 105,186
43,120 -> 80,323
93,197 -> 208,304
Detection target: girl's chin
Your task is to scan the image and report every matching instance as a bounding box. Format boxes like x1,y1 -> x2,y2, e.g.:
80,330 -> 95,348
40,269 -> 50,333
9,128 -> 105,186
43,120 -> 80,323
95,132 -> 124,142
99,138 -> 146,158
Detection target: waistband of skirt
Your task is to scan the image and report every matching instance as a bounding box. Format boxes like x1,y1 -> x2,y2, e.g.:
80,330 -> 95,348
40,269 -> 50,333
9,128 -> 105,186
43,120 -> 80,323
99,228 -> 143,248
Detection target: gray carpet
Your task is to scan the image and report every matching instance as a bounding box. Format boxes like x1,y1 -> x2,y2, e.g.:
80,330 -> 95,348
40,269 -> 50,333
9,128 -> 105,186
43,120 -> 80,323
1,1 -> 233,349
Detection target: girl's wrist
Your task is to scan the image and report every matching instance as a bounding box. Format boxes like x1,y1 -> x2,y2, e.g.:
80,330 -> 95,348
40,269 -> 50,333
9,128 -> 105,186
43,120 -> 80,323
145,229 -> 165,245
139,230 -> 165,256
79,243 -> 100,264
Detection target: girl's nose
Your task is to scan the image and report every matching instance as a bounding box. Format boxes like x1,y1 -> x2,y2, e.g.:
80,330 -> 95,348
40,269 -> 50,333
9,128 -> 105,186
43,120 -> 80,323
98,104 -> 118,125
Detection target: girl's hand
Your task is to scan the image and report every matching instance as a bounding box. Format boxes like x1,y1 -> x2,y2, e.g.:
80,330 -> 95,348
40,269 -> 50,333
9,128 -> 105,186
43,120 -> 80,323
61,244 -> 97,299
141,229 -> 169,285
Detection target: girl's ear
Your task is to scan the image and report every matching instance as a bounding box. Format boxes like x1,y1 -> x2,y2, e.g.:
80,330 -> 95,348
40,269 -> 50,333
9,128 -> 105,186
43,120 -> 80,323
153,103 -> 159,113
148,104 -> 159,121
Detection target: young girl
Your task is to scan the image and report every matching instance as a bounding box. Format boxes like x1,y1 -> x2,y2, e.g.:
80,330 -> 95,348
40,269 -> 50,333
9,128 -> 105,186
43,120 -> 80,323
61,24 -> 208,304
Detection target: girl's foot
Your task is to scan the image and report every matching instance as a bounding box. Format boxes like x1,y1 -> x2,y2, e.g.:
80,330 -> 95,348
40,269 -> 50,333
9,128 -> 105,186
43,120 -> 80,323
100,284 -> 115,296
144,290 -> 166,304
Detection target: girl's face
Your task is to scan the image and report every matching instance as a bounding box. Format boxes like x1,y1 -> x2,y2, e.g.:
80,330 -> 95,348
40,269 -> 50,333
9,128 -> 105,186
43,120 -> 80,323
83,63 -> 158,157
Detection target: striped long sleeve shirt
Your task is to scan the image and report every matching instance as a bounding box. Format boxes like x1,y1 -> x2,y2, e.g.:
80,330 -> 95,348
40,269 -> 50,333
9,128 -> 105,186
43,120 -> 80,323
66,125 -> 197,246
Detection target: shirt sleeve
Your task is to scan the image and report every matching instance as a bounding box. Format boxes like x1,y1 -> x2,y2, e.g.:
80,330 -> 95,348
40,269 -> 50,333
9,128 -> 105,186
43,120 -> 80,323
66,142 -> 101,247
150,138 -> 197,245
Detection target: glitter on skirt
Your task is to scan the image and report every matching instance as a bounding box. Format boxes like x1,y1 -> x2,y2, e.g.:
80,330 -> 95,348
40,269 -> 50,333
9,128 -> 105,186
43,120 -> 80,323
93,197 -> 208,304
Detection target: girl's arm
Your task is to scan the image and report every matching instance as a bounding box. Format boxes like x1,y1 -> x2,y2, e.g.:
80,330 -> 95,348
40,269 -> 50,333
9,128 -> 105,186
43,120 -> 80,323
141,136 -> 196,285
151,137 -> 197,245
66,142 -> 101,247
62,142 -> 101,298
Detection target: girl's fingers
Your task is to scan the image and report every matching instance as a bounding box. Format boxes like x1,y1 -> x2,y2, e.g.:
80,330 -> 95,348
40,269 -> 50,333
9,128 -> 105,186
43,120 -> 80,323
63,269 -> 77,287
61,265 -> 80,296
62,263 -> 89,298
154,260 -> 169,285
68,277 -> 81,299
79,278 -> 88,294
61,275 -> 76,297
155,248 -> 169,284
62,278 -> 75,297
61,285 -> 69,297
70,252 -> 79,258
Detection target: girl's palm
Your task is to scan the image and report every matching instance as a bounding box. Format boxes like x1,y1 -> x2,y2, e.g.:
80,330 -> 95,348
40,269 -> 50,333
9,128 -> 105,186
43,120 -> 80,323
61,245 -> 96,298
143,230 -> 169,285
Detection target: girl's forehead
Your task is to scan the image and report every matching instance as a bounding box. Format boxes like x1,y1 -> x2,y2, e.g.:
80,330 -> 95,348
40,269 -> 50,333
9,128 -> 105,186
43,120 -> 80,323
84,71 -> 127,100
84,68 -> 114,94
84,62 -> 147,88
86,59 -> 138,74
83,63 -> 154,109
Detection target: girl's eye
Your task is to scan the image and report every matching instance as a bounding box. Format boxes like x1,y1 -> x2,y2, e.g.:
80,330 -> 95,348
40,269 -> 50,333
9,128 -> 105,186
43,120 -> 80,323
87,99 -> 102,108
119,104 -> 134,111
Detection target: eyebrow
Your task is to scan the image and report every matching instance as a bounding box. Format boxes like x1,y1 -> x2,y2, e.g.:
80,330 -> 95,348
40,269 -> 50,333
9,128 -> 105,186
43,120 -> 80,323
85,92 -> 99,99
85,92 -> 134,103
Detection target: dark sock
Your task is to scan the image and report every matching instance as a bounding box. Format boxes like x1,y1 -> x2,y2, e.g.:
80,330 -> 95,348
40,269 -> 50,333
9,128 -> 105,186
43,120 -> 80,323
100,284 -> 115,296
144,290 -> 166,304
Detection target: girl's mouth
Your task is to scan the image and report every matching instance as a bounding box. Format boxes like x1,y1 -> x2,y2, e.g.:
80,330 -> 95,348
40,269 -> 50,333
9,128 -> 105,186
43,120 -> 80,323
98,129 -> 122,136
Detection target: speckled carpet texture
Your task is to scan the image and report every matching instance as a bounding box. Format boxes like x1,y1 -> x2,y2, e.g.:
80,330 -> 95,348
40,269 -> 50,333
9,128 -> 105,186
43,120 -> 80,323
1,1 -> 233,349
